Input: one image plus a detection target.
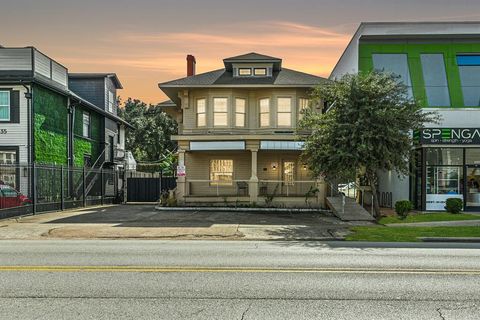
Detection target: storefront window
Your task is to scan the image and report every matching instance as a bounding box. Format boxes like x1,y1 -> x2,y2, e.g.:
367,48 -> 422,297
426,148 -> 463,166
466,149 -> 480,165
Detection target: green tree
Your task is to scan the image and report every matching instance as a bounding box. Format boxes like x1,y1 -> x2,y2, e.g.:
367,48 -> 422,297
120,98 -> 177,163
298,71 -> 439,218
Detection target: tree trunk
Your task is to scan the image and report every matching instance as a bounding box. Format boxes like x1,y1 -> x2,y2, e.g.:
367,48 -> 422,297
366,171 -> 381,219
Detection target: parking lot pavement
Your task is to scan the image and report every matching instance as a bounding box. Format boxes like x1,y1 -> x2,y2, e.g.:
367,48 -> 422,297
0,205 -> 373,240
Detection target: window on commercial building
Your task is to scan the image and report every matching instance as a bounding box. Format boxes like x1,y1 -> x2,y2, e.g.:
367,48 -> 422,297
420,54 -> 451,106
372,54 -> 413,98
457,55 -> 480,106
0,91 -> 10,121
426,148 -> 464,196
254,68 -> 267,76
298,98 -> 310,120
196,98 -> 206,127
235,98 -> 246,127
82,112 -> 90,138
277,97 -> 292,127
210,159 -> 233,186
0,150 -> 17,188
259,98 -> 270,127
108,91 -> 114,113
238,68 -> 252,76
213,98 -> 228,127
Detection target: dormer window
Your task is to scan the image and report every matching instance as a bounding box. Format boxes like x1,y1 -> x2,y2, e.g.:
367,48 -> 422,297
254,68 -> 267,76
238,68 -> 252,76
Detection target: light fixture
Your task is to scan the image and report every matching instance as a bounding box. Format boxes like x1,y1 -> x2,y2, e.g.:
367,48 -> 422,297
271,162 -> 277,171
302,164 -> 307,171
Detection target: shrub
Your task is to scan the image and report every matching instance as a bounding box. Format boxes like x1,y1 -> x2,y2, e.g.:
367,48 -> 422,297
445,198 -> 463,214
395,200 -> 413,219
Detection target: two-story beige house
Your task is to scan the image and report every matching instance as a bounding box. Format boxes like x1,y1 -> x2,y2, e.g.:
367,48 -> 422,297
159,53 -> 328,207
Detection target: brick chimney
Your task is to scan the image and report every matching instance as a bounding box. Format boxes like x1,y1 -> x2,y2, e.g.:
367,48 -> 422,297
187,54 -> 196,77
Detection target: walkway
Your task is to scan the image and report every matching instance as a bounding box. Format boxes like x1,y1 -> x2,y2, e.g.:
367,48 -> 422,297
326,196 -> 375,221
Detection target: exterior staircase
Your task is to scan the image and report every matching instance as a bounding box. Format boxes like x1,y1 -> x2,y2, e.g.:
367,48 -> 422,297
326,196 -> 375,221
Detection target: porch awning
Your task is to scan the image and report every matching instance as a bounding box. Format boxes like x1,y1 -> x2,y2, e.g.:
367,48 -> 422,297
260,140 -> 305,150
190,141 -> 246,151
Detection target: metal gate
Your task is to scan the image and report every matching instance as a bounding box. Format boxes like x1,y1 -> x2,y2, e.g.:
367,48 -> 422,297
126,176 -> 177,203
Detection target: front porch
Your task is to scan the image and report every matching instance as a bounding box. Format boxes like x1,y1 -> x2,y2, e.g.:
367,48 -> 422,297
176,146 -> 327,208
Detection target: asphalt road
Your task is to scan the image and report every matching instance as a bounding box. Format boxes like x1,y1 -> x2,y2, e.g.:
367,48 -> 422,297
1,240 -> 480,319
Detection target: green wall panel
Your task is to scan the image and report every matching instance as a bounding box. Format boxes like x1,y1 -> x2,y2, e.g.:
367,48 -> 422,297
359,42 -> 480,108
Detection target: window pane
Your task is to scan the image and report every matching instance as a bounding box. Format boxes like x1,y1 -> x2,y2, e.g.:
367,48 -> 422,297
214,113 -> 227,126
260,98 -> 270,113
466,149 -> 480,165
372,54 -> 413,98
0,106 -> 9,120
254,68 -> 267,76
426,166 -> 462,195
0,92 -> 9,106
235,98 -> 245,113
277,98 -> 291,112
214,98 -> 228,112
260,113 -> 270,127
458,65 -> 480,106
277,113 -> 291,126
210,160 -> 233,186
236,113 -> 245,127
238,68 -> 252,76
197,114 -> 206,127
197,99 -> 206,113
420,54 -> 450,106
426,148 -> 463,166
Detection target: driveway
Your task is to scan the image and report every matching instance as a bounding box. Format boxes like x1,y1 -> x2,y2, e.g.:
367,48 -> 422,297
0,205 -> 373,240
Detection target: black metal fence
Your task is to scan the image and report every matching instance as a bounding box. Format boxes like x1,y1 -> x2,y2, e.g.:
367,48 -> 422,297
0,163 -> 122,220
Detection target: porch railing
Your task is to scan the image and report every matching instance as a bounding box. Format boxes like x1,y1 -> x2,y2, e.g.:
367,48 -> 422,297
259,180 -> 318,197
187,180 -> 250,197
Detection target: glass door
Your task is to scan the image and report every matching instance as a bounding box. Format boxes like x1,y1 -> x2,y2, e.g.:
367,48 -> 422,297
282,161 -> 295,196
465,165 -> 480,210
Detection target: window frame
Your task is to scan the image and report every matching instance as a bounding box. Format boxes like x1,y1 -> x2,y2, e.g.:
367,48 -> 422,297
456,54 -> 480,107
234,97 -> 246,128
210,159 -> 234,186
259,98 -> 270,128
108,91 -> 115,113
82,111 -> 91,138
254,68 -> 267,76
298,98 -> 310,120
0,147 -> 19,189
420,53 -> 451,107
238,68 -> 252,76
276,97 -> 292,127
0,90 -> 11,122
213,97 -> 229,127
196,98 -> 207,127
372,53 -> 414,98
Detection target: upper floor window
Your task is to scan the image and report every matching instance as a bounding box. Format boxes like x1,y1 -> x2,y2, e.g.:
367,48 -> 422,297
108,91 -> 114,113
213,98 -> 228,127
259,98 -> 270,127
238,68 -> 252,76
0,91 -> 10,121
277,97 -> 292,127
457,55 -> 480,106
82,112 -> 90,138
254,68 -> 267,76
235,98 -> 246,127
420,54 -> 450,107
298,98 -> 310,120
196,98 -> 206,127
372,54 -> 413,98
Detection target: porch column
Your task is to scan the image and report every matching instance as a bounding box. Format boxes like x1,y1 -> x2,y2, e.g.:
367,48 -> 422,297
176,149 -> 186,204
316,177 -> 327,208
249,149 -> 259,203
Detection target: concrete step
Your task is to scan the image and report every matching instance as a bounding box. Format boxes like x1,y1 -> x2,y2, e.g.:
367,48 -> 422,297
326,196 -> 375,221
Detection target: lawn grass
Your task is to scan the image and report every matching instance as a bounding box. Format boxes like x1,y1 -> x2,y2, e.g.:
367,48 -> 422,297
346,226 -> 480,242
379,212 -> 480,225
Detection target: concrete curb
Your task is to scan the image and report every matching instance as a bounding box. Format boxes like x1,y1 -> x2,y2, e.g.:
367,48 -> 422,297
420,237 -> 480,243
154,206 -> 332,214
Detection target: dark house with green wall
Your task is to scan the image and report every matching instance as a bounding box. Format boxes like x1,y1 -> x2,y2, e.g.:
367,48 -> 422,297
331,22 -> 480,212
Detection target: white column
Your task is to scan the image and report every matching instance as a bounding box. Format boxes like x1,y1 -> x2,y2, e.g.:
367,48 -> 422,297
249,149 -> 259,203
176,149 -> 186,204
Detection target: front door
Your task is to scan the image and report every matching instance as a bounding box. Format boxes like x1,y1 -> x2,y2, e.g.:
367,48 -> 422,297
465,165 -> 480,210
282,161 -> 295,196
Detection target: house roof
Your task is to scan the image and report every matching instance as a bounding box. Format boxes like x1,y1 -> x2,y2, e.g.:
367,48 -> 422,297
158,100 -> 177,107
69,73 -> 123,89
223,52 -> 282,71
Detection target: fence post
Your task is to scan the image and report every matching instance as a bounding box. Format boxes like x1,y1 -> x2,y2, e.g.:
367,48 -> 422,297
82,166 -> 86,207
60,166 -> 65,211
100,168 -> 104,205
32,163 -> 37,215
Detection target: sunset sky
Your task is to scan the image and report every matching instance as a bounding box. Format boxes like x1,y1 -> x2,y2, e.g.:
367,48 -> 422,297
2,0 -> 480,104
